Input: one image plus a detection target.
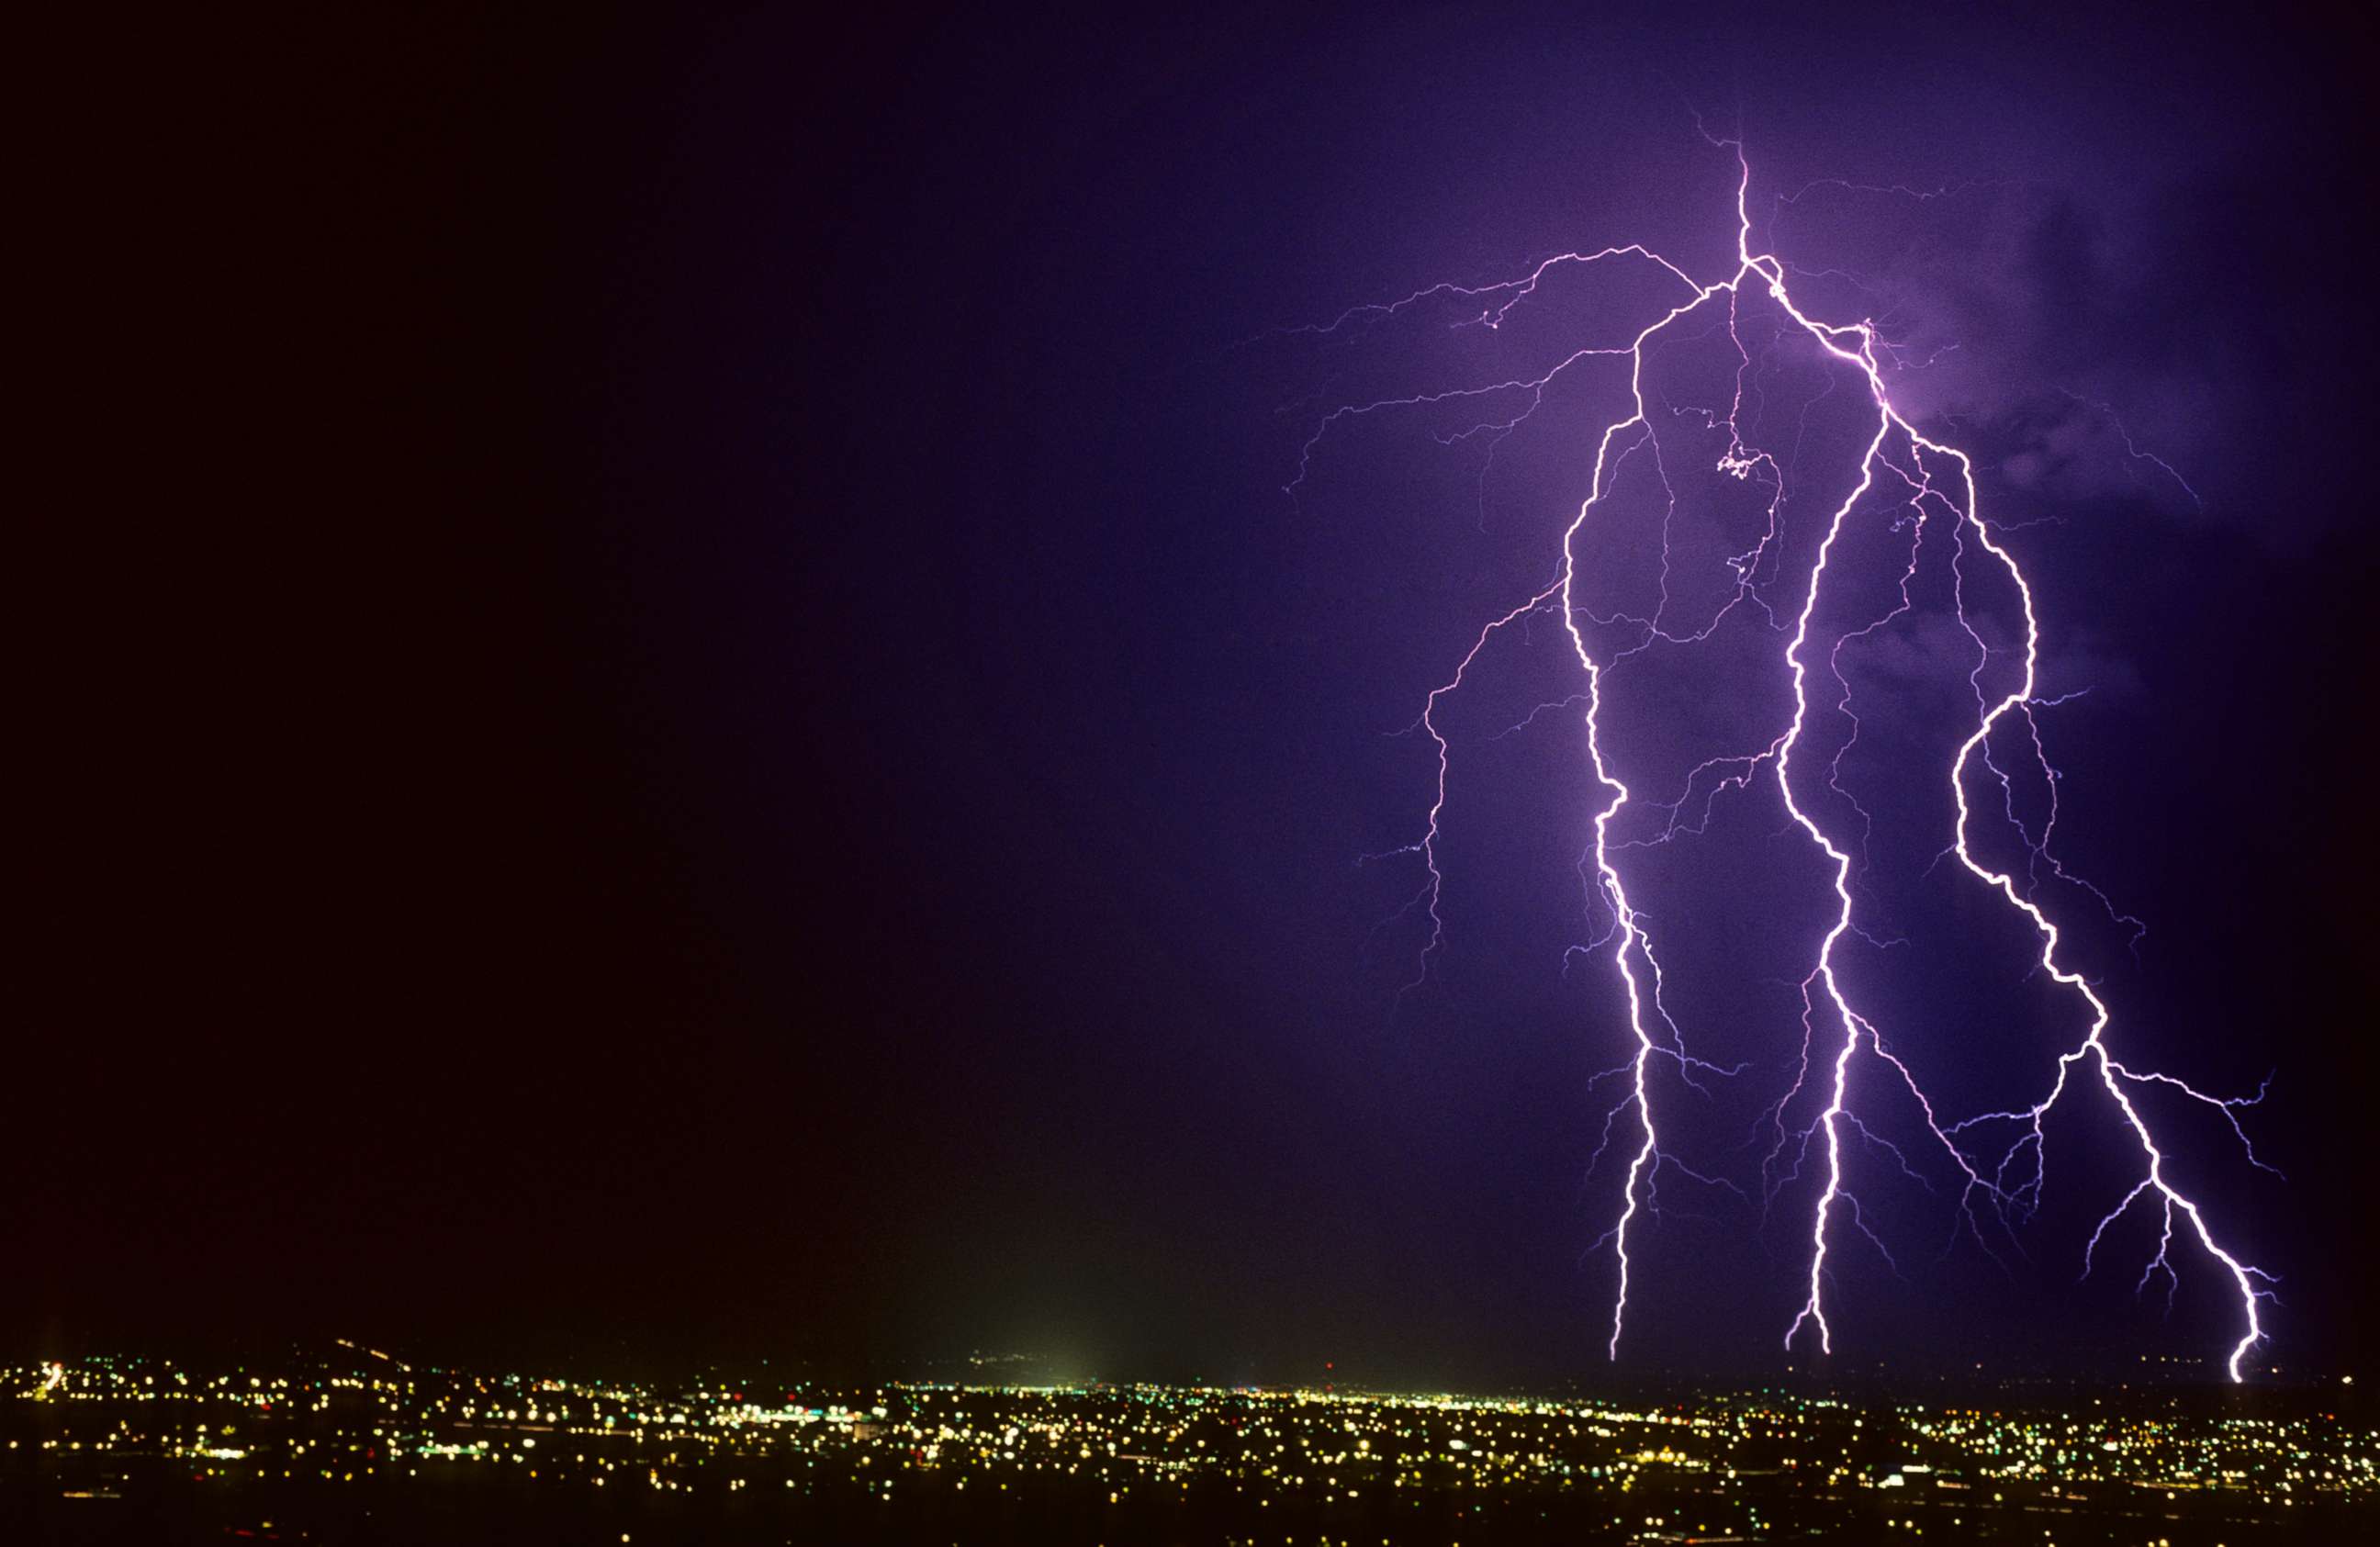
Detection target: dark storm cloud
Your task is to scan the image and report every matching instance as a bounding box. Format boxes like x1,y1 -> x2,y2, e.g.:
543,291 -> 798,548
1815,159 -> 2365,540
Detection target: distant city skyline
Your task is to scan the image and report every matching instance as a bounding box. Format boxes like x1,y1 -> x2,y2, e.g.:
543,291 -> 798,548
6,1342 -> 2371,1541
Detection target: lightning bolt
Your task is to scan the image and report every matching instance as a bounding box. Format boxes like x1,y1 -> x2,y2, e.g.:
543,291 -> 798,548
1286,133 -> 2276,1378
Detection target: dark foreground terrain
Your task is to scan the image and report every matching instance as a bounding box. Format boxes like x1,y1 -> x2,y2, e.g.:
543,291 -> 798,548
5,1350 -> 2369,1543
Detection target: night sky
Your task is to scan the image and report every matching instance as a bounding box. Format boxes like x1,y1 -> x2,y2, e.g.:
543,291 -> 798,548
27,5 -> 2376,1387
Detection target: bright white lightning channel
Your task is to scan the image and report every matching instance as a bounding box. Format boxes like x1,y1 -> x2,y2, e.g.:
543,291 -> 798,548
1295,139 -> 2275,1380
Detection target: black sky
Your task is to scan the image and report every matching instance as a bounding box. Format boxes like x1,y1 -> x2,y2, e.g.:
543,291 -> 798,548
25,4 -> 2378,1385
